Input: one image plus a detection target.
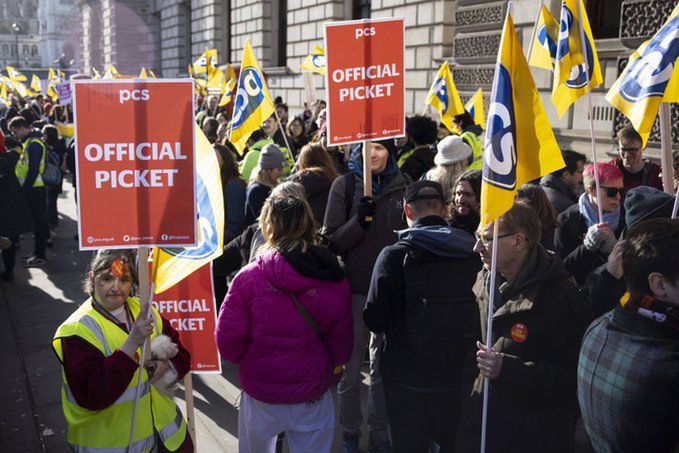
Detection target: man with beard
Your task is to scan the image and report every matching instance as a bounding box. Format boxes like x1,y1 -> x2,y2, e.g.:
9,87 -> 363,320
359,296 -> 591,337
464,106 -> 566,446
448,170 -> 481,234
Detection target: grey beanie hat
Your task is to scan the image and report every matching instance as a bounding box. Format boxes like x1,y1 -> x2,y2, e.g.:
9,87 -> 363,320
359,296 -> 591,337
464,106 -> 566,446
259,143 -> 286,170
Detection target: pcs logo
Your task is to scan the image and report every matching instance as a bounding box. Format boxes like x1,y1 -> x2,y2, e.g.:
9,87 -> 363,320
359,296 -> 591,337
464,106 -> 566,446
482,64 -> 517,191
432,77 -> 449,111
311,55 -> 326,68
231,67 -> 266,129
557,6 -> 597,89
619,15 -> 679,102
537,25 -> 557,59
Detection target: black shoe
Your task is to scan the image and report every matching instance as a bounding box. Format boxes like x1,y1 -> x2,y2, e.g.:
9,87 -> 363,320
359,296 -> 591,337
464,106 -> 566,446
23,256 -> 47,267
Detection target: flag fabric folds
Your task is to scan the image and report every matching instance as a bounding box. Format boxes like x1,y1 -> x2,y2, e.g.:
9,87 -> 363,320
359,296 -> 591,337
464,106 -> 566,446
529,4 -> 559,70
481,10 -> 565,228
300,45 -> 326,76
465,88 -> 486,130
103,65 -> 119,79
30,74 -> 41,94
6,66 -> 26,82
605,3 -> 679,147
152,124 -> 224,293
0,81 -> 9,106
193,48 -> 218,75
229,40 -> 275,153
219,64 -> 237,106
139,68 -> 149,79
551,0 -> 603,117
425,61 -> 465,132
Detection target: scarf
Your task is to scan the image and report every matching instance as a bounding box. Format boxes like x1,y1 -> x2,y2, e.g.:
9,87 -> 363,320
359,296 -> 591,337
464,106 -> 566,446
620,291 -> 679,333
578,193 -> 620,230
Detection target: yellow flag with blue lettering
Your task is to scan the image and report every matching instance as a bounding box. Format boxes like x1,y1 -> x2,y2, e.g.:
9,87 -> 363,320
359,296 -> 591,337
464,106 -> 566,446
219,64 -> 237,106
551,0 -> 603,117
605,3 -> 679,147
229,40 -> 275,153
152,124 -> 224,293
300,45 -> 326,76
481,10 -> 565,228
425,61 -> 465,131
193,48 -> 218,75
6,66 -> 26,82
0,80 -> 9,107
529,5 -> 559,70
465,88 -> 485,130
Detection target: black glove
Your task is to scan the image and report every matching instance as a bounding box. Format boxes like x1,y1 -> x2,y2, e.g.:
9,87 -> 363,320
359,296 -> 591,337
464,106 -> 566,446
356,196 -> 375,229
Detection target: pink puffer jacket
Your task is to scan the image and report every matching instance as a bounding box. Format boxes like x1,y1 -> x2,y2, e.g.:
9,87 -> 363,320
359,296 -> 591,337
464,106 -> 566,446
215,248 -> 353,404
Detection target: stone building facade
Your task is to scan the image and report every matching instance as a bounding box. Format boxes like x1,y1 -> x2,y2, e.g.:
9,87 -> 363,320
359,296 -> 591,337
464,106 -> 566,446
75,0 -> 678,154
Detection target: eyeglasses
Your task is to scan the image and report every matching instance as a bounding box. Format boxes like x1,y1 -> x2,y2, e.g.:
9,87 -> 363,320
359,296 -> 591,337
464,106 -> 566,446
601,186 -> 625,197
474,232 -> 516,248
619,147 -> 640,155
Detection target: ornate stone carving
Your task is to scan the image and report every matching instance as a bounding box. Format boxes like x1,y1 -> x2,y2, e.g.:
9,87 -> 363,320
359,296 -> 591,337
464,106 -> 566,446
612,57 -> 679,146
620,0 -> 675,47
455,3 -> 505,30
453,33 -> 501,60
452,67 -> 495,87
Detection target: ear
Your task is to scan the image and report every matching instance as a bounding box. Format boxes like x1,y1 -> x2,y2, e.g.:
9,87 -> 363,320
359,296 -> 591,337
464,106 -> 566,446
404,203 -> 413,220
648,272 -> 668,299
514,233 -> 527,252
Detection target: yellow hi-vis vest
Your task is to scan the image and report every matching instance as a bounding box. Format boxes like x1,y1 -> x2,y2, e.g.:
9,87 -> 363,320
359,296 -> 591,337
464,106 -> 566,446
461,131 -> 483,170
52,297 -> 188,453
15,137 -> 46,187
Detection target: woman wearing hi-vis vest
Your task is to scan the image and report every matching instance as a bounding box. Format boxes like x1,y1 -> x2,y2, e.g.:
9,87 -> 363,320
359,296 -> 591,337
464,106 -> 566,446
52,250 -> 193,452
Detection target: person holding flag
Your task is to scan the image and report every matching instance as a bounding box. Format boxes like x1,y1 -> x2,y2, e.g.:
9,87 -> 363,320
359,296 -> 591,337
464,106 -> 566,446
453,7 -> 587,452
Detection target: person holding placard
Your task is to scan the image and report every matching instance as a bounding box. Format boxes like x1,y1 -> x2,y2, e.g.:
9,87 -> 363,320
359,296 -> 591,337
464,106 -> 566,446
52,250 -> 192,453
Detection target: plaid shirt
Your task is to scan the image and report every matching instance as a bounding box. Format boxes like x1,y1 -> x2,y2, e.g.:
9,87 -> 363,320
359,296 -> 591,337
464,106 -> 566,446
578,306 -> 679,453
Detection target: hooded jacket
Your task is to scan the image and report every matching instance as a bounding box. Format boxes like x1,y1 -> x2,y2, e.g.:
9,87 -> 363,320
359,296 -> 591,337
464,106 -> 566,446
455,244 -> 589,453
323,151 -> 410,294
215,246 -> 353,404
540,173 -> 577,215
287,169 -> 335,225
364,216 -> 481,388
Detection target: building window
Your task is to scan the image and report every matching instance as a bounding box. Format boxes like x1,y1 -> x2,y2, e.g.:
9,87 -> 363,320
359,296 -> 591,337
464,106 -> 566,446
1,44 -> 8,55
587,0 -> 621,39
22,44 -> 29,55
353,0 -> 371,19
271,0 -> 287,67
31,45 -> 37,56
180,0 -> 192,73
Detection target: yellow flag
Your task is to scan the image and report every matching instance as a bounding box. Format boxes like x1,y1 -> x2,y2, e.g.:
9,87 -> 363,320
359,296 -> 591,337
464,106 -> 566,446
152,125 -> 224,293
139,68 -> 148,79
56,122 -> 74,138
103,65 -> 119,79
529,5 -> 559,70
219,64 -> 237,106
91,67 -> 101,79
6,65 -> 26,82
300,45 -> 326,76
2,76 -> 14,92
425,61 -> 465,131
551,0 -> 603,117
149,69 -> 157,78
15,82 -> 29,97
207,68 -> 225,90
30,74 -> 41,94
481,11 -> 565,228
0,81 -> 9,106
195,77 -> 207,96
606,3 -> 679,147
465,88 -> 485,130
229,40 -> 275,153
192,48 -> 218,75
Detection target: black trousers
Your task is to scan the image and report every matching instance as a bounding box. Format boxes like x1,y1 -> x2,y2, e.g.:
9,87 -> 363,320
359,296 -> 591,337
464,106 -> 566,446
24,187 -> 48,258
384,381 -> 462,453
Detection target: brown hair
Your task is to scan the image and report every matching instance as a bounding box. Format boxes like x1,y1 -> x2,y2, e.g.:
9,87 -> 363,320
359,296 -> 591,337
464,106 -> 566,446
286,116 -> 306,140
259,195 -> 317,253
297,142 -> 339,181
623,219 -> 679,294
497,202 -> 542,249
515,184 -> 558,236
83,249 -> 139,296
617,125 -> 643,147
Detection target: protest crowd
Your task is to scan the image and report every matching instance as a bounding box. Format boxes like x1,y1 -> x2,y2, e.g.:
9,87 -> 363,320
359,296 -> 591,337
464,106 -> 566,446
2,4 -> 679,453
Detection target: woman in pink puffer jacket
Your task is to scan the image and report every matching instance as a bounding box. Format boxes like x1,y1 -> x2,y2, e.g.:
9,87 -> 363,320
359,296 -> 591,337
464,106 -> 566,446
215,194 -> 353,453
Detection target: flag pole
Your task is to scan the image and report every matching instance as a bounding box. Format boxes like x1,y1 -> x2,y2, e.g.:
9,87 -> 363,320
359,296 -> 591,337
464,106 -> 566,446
128,247 -> 153,452
273,106 -> 296,161
659,103 -> 674,196
480,220 -> 500,453
575,0 -> 604,223
526,0 -> 546,63
183,373 -> 196,446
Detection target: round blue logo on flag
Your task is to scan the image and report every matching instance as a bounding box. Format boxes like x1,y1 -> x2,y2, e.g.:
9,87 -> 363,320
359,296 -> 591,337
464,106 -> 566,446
619,15 -> 679,102
162,173 -> 219,260
231,67 -> 266,129
311,55 -> 326,68
433,77 -> 449,111
538,25 -> 557,58
555,5 -> 573,62
483,64 -> 517,191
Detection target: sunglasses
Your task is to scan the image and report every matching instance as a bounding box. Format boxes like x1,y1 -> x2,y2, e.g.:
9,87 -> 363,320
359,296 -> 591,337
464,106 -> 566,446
601,186 -> 625,197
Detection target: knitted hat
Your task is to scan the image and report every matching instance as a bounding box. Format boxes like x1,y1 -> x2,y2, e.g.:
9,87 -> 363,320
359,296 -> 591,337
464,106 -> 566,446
258,143 -> 286,170
624,186 -> 675,227
373,138 -> 397,155
435,135 -> 472,166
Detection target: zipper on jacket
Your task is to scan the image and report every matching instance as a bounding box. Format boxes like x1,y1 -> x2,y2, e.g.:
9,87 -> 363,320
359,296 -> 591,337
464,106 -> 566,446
421,298 -> 428,316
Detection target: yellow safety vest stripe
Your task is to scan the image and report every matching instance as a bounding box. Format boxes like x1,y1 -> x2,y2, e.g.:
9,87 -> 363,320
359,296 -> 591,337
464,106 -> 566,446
15,137 -> 46,186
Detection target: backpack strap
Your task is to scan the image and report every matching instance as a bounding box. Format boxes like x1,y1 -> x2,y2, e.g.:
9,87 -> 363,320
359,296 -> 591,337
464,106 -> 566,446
290,293 -> 323,340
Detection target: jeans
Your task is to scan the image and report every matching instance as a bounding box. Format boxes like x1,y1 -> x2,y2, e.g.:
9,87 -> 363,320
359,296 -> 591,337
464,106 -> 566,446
24,187 -> 48,258
337,294 -> 389,440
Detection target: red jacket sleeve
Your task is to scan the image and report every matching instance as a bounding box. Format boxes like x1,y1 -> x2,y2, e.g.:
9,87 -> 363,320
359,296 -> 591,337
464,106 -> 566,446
160,315 -> 191,380
61,336 -> 139,410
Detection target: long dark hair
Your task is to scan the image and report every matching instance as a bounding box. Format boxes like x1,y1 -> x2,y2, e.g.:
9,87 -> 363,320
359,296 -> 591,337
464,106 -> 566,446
214,143 -> 243,182
297,142 -> 339,181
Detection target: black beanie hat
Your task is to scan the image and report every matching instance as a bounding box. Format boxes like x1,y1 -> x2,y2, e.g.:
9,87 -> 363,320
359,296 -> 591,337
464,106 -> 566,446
624,186 -> 675,227
372,138 -> 398,156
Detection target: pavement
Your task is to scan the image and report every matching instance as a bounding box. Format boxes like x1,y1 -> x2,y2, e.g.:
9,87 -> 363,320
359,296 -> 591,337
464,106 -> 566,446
0,180 -> 373,452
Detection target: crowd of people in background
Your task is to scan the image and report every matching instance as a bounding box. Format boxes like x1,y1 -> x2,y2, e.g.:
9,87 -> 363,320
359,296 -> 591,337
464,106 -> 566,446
2,87 -> 679,453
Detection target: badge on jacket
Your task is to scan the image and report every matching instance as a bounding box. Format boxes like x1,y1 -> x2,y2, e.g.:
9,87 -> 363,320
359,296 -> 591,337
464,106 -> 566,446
510,323 -> 528,343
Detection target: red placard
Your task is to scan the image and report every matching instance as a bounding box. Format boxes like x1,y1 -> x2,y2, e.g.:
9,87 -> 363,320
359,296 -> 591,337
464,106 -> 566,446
73,79 -> 196,250
151,263 -> 221,373
324,17 -> 405,146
